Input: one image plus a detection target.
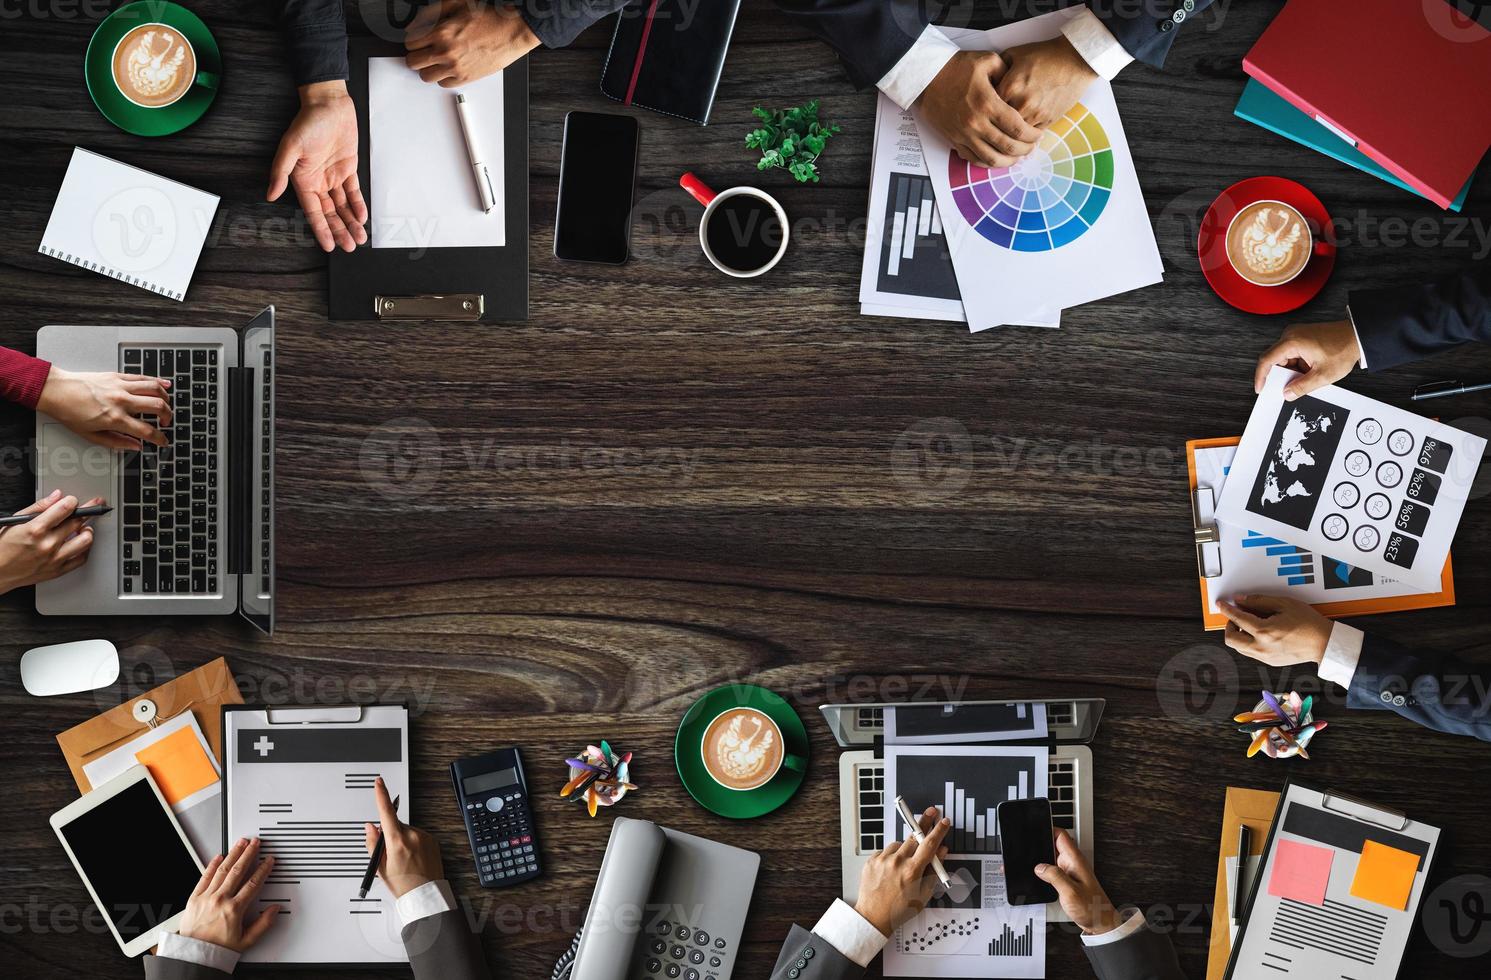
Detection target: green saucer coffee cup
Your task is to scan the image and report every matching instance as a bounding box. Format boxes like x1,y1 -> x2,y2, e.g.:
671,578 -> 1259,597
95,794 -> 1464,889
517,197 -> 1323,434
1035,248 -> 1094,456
675,684 -> 809,819
85,1 -> 221,137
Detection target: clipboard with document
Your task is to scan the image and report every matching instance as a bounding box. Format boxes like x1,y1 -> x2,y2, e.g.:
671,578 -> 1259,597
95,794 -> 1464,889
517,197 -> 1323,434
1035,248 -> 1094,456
222,703 -> 411,965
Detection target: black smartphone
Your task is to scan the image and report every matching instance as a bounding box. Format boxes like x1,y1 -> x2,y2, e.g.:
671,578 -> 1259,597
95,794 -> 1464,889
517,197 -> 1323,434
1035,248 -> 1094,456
553,111 -> 639,264
997,798 -> 1059,906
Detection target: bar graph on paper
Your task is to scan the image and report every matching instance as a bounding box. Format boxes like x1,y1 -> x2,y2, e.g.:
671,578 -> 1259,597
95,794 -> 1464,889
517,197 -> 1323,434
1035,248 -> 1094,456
875,172 -> 960,301
883,745 -> 1049,855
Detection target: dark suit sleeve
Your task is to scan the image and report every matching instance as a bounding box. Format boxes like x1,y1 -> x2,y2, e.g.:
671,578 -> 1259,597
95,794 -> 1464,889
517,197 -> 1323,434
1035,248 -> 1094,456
1079,912 -> 1186,980
518,0 -> 629,48
1345,633 -> 1491,741
1348,267 -> 1491,370
142,956 -> 231,980
770,923 -> 864,980
273,0 -> 350,85
402,908 -> 490,980
1088,0 -> 1217,70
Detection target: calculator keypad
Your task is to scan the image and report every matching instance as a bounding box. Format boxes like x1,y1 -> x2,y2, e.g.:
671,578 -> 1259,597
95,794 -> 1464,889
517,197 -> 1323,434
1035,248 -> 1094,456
639,920 -> 729,980
464,792 -> 539,887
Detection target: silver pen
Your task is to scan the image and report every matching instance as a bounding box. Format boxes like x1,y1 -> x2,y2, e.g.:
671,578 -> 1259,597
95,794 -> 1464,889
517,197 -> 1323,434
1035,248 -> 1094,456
894,795 -> 953,889
455,94 -> 497,214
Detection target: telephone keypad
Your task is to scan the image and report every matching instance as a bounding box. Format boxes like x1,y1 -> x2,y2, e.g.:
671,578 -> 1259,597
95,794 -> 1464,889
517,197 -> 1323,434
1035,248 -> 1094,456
638,919 -> 729,980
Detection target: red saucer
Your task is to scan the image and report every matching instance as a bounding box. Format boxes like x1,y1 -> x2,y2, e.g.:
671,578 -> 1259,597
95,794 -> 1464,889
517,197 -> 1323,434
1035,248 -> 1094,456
1198,176 -> 1336,315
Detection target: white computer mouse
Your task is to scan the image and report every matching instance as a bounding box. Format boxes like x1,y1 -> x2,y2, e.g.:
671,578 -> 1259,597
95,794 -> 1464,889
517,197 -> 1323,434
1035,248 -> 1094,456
20,639 -> 120,696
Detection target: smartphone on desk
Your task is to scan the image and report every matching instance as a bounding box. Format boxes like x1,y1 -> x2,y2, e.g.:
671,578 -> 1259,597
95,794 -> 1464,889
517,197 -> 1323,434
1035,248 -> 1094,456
997,797 -> 1059,906
554,111 -> 639,264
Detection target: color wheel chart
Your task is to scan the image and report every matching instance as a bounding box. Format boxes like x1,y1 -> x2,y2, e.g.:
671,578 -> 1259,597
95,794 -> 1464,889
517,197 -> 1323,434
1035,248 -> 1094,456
948,102 -> 1114,251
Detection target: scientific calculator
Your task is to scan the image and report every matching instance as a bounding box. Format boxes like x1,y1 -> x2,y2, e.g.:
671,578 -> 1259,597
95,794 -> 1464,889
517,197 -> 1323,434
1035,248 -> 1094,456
450,747 -> 541,888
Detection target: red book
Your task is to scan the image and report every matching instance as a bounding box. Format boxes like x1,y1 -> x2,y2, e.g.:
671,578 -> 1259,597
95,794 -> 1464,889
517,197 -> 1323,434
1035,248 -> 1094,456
1244,0 -> 1491,210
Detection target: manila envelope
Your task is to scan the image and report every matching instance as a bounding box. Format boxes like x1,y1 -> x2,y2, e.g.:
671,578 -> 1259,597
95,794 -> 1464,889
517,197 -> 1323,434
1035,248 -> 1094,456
56,657 -> 243,793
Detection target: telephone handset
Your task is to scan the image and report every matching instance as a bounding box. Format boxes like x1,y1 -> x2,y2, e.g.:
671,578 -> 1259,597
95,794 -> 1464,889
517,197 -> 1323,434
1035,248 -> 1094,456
555,817 -> 759,980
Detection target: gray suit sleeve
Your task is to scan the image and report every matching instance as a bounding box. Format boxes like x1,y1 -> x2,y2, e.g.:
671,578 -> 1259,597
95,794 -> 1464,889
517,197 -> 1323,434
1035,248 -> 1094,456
1079,913 -> 1187,980
402,908 -> 491,980
770,923 -> 865,980
142,956 -> 232,980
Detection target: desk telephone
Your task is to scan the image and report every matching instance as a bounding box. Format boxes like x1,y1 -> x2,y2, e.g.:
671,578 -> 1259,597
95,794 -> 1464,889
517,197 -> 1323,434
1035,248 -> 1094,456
553,817 -> 759,980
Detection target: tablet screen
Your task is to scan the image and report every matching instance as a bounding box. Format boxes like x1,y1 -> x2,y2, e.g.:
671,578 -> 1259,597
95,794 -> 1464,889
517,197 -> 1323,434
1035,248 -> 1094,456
58,778 -> 201,942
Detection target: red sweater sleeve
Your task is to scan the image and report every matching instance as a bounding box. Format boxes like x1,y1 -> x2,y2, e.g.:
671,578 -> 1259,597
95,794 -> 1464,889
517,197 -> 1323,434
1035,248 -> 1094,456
0,345 -> 52,410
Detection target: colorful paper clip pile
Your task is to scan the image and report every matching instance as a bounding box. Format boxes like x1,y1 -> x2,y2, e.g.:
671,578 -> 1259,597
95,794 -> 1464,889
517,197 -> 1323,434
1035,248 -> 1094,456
1237,690 -> 1327,759
560,741 -> 637,817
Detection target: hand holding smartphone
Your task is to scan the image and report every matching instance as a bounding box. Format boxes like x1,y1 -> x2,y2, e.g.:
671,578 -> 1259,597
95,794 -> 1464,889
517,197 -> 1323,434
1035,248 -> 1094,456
996,797 -> 1059,906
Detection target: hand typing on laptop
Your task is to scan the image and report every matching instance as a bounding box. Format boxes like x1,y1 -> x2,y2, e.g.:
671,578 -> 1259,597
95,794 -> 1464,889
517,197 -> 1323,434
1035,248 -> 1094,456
35,368 -> 172,450
0,491 -> 104,595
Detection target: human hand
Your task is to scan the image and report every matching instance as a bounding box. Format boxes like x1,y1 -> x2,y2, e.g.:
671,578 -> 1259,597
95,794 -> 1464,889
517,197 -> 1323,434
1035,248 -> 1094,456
1219,595 -> 1333,667
1035,828 -> 1122,935
916,51 -> 1041,169
365,776 -> 443,898
853,807 -> 951,936
405,0 -> 541,88
1254,320 -> 1361,401
0,492 -> 104,594
176,837 -> 280,953
36,368 -> 171,450
268,80 -> 368,253
996,36 -> 1098,130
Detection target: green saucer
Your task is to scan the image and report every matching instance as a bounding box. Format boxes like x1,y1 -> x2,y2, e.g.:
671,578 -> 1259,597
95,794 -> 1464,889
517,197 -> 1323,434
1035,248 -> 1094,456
85,2 -> 221,137
675,684 -> 809,819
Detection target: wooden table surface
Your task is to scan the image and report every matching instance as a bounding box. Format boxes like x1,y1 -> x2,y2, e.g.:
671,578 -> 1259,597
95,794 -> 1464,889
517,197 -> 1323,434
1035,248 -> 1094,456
2,2 -> 1489,978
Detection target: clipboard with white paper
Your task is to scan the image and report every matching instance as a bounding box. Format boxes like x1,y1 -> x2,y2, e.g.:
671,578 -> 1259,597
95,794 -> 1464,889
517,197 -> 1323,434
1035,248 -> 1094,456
222,704 -> 411,965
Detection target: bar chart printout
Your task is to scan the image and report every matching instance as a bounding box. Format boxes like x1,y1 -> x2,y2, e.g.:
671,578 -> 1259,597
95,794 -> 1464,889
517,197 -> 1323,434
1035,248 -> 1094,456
883,744 -> 1050,854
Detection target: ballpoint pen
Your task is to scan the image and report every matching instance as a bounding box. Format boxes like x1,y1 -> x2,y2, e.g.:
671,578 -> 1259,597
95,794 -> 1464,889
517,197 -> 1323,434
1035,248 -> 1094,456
455,94 -> 497,214
0,504 -> 111,528
893,795 -> 953,890
358,794 -> 400,899
1412,379 -> 1491,401
1234,824 -> 1250,925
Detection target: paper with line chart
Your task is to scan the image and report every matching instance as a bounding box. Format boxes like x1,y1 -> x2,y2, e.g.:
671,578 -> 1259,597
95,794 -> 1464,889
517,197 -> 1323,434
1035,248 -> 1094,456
224,705 -> 410,964
882,745 -> 1048,977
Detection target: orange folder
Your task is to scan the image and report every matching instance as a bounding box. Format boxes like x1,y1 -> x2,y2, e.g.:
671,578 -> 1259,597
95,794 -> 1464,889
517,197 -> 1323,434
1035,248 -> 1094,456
1205,787 -> 1279,980
1186,437 -> 1454,630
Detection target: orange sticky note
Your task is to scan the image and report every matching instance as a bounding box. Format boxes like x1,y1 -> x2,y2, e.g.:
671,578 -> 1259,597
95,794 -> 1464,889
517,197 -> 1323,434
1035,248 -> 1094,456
1351,840 -> 1420,911
135,726 -> 219,806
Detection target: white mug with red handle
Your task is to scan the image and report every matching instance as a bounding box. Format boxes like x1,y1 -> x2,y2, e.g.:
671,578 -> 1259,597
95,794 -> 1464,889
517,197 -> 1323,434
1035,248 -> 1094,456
679,172 -> 789,278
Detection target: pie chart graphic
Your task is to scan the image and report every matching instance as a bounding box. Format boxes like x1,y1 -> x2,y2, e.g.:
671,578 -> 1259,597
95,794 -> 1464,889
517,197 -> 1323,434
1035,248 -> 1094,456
948,102 -> 1114,252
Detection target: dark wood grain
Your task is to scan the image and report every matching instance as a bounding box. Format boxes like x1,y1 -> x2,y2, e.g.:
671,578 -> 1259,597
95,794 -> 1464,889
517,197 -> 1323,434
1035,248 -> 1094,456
2,2 -> 1489,978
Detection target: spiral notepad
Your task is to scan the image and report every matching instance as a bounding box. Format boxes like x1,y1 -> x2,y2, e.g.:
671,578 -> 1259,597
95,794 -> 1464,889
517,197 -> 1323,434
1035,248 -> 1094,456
38,147 -> 218,302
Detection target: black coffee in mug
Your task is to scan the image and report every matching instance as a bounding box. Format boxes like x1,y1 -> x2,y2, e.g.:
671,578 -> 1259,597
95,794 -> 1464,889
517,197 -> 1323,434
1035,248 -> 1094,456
705,195 -> 784,273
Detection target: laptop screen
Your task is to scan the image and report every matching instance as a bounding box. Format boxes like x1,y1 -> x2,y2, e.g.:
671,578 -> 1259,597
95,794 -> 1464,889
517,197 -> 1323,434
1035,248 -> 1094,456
819,699 -> 1105,748
237,307 -> 274,635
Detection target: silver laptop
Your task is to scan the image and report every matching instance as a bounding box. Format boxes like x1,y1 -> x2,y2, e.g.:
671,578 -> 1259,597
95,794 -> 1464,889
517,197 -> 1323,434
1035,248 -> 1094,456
34,308 -> 275,633
821,698 -> 1103,923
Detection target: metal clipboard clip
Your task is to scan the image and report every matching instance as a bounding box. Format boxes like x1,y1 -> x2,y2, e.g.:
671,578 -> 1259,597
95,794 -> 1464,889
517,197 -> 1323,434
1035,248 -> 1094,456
264,706 -> 367,726
373,294 -> 485,320
1192,486 -> 1223,579
1322,790 -> 1410,831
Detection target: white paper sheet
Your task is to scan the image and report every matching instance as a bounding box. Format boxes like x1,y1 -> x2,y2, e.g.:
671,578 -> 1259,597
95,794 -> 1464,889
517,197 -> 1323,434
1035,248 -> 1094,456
882,745 -> 1050,977
38,147 -> 218,301
368,58 -> 505,250
82,712 -> 221,863
1195,443 -> 1444,613
914,11 -> 1163,331
225,705 -> 411,964
1216,366 -> 1487,591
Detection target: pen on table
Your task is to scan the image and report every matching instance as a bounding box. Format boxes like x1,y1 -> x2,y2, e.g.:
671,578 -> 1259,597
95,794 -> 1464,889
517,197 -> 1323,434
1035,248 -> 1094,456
1412,379 -> 1491,401
455,94 -> 497,215
1233,824 -> 1250,926
359,794 -> 400,899
893,795 -> 953,890
0,504 -> 111,528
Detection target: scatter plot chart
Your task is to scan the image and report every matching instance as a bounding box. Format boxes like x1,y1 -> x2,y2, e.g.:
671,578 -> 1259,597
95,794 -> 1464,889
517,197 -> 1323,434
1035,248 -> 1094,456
947,102 -> 1114,252
899,914 -> 982,953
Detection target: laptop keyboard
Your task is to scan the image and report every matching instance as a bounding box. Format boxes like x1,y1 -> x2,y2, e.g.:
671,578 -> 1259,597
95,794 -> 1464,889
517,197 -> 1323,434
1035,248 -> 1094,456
856,758 -> 1076,853
258,348 -> 272,597
119,346 -> 220,596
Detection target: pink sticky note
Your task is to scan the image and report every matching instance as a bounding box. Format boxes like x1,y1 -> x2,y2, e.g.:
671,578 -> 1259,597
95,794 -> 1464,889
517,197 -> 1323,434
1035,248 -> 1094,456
1268,839 -> 1335,906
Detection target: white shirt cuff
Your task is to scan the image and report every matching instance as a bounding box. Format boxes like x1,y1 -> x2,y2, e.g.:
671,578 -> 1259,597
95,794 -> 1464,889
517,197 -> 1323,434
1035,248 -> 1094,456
1346,306 -> 1368,368
155,932 -> 241,974
1080,906 -> 1148,947
811,899 -> 889,968
1319,622 -> 1365,690
876,24 -> 960,110
1060,8 -> 1134,81
395,879 -> 458,927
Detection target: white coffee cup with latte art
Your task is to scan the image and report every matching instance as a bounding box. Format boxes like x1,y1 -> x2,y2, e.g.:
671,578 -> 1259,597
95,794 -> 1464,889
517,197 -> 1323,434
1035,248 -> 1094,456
1224,199 -> 1320,287
111,23 -> 210,109
699,707 -> 805,791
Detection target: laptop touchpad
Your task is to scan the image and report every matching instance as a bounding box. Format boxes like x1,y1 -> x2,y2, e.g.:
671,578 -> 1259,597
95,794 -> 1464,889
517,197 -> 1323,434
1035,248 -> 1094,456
36,424 -> 115,500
